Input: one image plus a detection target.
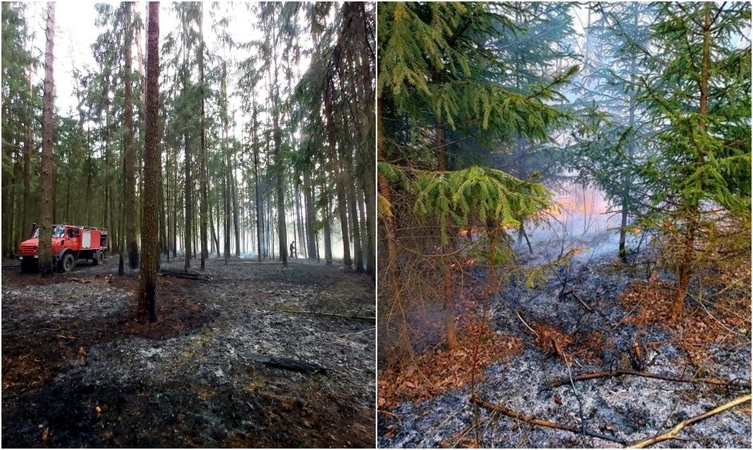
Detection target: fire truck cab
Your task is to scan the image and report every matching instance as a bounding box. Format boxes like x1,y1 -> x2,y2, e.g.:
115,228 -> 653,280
18,223 -> 108,273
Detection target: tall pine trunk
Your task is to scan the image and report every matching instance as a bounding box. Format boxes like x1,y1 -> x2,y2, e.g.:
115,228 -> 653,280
253,104 -> 262,262
356,181 -> 368,273
124,2 -> 139,270
325,95 -> 351,268
344,147 -> 363,272
198,3 -> 208,271
322,192 -> 333,265
22,54 -> 33,245
295,183 -> 305,258
4,121 -> 17,258
232,159 -> 241,257
172,145 -> 178,259
38,2 -> 56,276
274,114 -> 287,266
183,128 -> 192,270
304,169 -> 317,260
139,1 -> 160,323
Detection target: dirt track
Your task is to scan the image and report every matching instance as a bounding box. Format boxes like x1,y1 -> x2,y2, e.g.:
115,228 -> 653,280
2,256 -> 376,447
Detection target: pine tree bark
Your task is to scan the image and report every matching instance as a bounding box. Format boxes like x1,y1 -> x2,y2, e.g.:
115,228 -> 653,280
252,101 -> 262,261
124,1 -> 139,270
232,161 -> 241,257
347,0 -> 375,275
22,54 -> 33,244
139,0 -> 159,323
3,118 -> 17,258
273,111 -> 287,266
356,181 -> 369,273
184,127 -> 192,270
198,3 -> 208,271
349,176 -> 364,272
322,191 -> 333,265
304,169 -> 317,260
38,2 -> 56,276
172,152 -> 178,258
295,182 -> 305,258
362,157 -> 376,276
325,95 -> 351,268
182,48 -> 192,271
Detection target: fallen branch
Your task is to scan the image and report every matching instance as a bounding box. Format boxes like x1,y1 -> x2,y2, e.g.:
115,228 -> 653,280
627,393 -> 751,448
276,308 -> 375,323
548,369 -> 751,389
245,354 -> 326,374
158,269 -> 211,281
470,394 -> 628,446
378,409 -> 402,424
560,290 -> 593,312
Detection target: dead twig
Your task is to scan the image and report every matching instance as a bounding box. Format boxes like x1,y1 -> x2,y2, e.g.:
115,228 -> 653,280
560,290 -> 593,312
470,394 -> 628,446
561,340 -> 588,446
551,336 -> 568,365
515,310 -> 539,339
548,369 -> 751,389
627,393 -> 751,448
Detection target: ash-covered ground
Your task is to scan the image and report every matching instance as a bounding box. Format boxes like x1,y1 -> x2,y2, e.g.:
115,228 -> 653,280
2,256 -> 375,448
378,228 -> 751,448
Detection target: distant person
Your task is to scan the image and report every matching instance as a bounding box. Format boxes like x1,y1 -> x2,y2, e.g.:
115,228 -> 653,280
289,241 -> 296,258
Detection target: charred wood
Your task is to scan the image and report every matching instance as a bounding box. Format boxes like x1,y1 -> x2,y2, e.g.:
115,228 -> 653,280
470,393 -> 628,445
548,369 -> 751,389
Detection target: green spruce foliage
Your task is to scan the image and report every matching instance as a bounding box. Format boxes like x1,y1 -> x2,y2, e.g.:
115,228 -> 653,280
378,2 -> 575,356
639,2 -> 750,315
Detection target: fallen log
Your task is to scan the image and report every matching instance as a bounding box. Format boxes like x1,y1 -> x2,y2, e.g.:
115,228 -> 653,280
158,269 -> 211,281
548,369 -> 751,389
627,393 -> 751,448
470,393 -> 628,445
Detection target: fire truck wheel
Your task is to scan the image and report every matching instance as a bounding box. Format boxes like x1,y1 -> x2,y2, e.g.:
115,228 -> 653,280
60,253 -> 76,273
94,250 -> 104,266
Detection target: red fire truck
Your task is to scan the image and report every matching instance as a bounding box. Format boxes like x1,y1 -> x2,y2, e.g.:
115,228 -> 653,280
18,223 -> 108,273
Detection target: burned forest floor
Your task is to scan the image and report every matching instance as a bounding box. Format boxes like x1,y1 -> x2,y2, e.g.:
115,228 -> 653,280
2,255 -> 375,448
378,232 -> 751,448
